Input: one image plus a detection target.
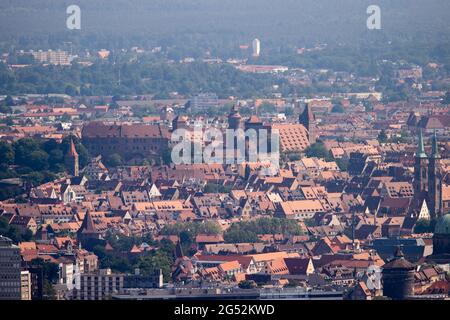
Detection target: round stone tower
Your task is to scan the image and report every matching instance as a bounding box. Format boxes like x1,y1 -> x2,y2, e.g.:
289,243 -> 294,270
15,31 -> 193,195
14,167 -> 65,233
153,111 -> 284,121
382,247 -> 415,300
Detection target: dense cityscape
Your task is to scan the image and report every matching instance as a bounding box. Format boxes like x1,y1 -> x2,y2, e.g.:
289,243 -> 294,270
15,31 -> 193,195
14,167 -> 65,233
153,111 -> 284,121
0,1 -> 449,303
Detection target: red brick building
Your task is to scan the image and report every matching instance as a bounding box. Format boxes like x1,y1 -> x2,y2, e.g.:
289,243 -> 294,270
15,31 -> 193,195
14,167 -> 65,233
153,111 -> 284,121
82,122 -> 170,164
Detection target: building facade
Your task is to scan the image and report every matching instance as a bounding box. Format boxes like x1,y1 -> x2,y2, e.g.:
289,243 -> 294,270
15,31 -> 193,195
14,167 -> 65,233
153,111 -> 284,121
82,122 -> 170,164
74,269 -> 124,300
413,130 -> 443,219
0,236 -> 22,300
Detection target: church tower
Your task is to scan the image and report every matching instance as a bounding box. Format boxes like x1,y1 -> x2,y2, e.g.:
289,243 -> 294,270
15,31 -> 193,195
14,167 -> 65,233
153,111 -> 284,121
428,130 -> 442,218
413,130 -> 428,209
299,103 -> 317,144
65,138 -> 79,177
228,103 -> 243,130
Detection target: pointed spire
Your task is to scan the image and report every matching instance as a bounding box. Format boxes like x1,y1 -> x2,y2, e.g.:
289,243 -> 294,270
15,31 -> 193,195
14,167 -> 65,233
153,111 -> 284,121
69,138 -> 79,157
431,129 -> 440,159
79,211 -> 97,234
416,129 -> 427,158
299,103 -> 315,125
175,240 -> 184,258
394,246 -> 404,259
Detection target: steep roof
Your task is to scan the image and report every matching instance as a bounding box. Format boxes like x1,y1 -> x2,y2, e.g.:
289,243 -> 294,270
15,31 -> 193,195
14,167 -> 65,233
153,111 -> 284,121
416,129 -> 427,158
299,103 -> 315,126
78,211 -> 99,234
68,139 -> 78,157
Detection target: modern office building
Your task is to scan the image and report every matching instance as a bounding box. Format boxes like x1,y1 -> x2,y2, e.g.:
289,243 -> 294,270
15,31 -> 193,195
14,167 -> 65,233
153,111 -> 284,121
0,236 -> 22,300
189,93 -> 219,111
73,268 -> 124,300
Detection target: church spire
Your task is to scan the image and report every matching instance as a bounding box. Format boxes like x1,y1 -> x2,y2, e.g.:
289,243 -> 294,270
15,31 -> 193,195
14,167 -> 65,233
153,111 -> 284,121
65,137 -> 80,177
79,211 -> 97,234
416,129 -> 427,158
69,138 -> 78,157
431,129 -> 440,159
175,240 -> 184,259
299,103 -> 316,144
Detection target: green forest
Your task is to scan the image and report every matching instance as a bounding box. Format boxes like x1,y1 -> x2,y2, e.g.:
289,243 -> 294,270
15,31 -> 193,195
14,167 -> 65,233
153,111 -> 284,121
0,136 -> 89,200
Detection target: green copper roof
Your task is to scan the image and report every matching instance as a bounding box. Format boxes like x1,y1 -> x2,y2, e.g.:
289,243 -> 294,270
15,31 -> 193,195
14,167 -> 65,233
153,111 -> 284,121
435,214 -> 450,235
416,129 -> 427,158
431,130 -> 440,159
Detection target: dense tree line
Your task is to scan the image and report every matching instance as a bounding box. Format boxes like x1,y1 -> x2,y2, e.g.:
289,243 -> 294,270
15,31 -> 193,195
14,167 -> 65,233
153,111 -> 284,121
0,60 -> 285,98
223,217 -> 303,243
160,221 -> 222,237
0,136 -> 89,199
91,232 -> 176,281
0,216 -> 34,242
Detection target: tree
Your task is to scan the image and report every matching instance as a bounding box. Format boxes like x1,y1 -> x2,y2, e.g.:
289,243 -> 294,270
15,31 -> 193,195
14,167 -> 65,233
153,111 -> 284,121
258,102 -> 277,114
14,138 -> 41,166
443,91 -> 450,105
160,221 -> 221,237
162,148 -> 172,165
60,113 -> 72,122
30,258 -> 59,300
0,217 -> 33,242
336,155 -> 350,172
0,141 -> 14,168
28,150 -> 49,171
104,153 -> 123,167
377,129 -> 388,143
223,217 -> 303,243
331,104 -> 345,113
24,171 -> 45,187
64,84 -> 79,96
136,252 -> 172,281
414,219 -> 436,234
305,142 -> 329,159
238,280 -> 257,289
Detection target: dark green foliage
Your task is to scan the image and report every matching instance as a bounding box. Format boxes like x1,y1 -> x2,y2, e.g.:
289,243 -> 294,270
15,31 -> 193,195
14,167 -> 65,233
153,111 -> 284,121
304,141 -> 330,159
160,221 -> 222,237
414,219 -> 436,234
238,280 -> 257,289
91,232 -> 176,282
224,217 -> 303,243
377,129 -> 388,143
0,61 -> 284,99
331,104 -> 345,113
0,136 -> 90,200
104,153 -> 123,168
29,258 -> 59,300
0,216 -> 33,242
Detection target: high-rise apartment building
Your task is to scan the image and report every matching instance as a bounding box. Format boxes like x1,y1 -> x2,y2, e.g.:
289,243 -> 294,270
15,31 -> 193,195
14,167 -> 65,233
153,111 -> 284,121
252,38 -> 261,57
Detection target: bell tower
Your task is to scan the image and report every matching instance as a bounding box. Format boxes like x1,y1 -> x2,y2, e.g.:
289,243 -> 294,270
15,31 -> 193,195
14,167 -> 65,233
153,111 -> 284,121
65,138 -> 79,177
428,130 -> 442,218
413,130 -> 428,210
299,103 -> 317,144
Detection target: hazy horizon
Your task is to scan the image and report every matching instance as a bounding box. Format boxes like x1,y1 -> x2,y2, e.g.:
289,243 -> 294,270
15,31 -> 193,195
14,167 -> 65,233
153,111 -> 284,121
1,0 -> 450,50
